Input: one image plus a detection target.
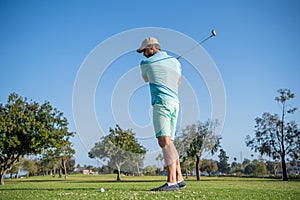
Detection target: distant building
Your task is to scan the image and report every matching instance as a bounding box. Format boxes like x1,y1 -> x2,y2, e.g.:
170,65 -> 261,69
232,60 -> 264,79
81,170 -> 98,175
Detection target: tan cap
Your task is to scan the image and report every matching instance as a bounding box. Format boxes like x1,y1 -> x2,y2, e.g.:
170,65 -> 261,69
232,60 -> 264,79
136,37 -> 160,53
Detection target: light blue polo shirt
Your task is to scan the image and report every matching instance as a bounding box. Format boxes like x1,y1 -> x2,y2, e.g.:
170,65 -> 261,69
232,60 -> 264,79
140,51 -> 181,105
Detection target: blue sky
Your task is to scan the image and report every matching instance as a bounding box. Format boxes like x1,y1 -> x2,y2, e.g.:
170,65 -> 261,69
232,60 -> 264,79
1,0 -> 300,167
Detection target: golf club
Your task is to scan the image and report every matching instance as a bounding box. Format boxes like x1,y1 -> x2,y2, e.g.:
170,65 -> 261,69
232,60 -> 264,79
176,29 -> 216,60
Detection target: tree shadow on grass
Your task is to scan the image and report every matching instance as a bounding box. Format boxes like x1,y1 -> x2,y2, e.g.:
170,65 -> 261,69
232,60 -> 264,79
69,179 -> 165,183
0,187 -> 160,192
11,179 -> 164,183
0,187 -> 98,191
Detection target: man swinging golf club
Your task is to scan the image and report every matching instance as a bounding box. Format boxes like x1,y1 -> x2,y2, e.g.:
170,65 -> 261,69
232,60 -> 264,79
137,37 -> 186,191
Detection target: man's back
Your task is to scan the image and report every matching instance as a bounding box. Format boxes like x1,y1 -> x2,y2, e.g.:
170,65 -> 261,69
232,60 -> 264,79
140,51 -> 181,104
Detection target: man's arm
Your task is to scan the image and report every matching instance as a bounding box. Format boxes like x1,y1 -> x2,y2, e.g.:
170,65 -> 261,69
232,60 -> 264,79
178,76 -> 181,87
142,74 -> 149,82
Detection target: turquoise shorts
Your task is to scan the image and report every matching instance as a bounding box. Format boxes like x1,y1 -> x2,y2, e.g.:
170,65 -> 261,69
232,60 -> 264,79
153,101 -> 179,140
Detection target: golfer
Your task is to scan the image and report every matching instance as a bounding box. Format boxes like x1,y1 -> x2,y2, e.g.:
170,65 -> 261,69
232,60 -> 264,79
137,37 -> 186,191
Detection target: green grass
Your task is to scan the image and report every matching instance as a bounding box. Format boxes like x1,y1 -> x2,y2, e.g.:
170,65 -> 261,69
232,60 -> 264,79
0,174 -> 299,200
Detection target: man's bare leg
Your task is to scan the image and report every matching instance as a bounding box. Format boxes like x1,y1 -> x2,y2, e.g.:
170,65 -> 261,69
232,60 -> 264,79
151,136 -> 184,191
167,161 -> 177,183
158,136 -> 179,184
176,158 -> 184,182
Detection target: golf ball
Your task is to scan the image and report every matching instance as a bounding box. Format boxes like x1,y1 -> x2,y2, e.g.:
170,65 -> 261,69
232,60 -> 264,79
100,188 -> 105,192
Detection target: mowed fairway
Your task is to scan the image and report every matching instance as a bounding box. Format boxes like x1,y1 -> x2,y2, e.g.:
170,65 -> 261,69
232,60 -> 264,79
0,175 -> 299,200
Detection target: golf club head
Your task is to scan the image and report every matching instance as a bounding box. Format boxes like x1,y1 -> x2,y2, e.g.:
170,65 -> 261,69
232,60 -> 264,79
211,29 -> 216,37
177,29 -> 216,60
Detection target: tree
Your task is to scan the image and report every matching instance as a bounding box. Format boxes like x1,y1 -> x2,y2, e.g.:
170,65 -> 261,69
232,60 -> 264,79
253,158 -> 268,177
155,153 -> 164,170
231,157 -> 238,168
7,164 -> 20,179
143,165 -> 156,176
0,93 -> 75,185
200,159 -> 218,176
181,156 -> 195,179
242,158 -> 251,167
175,120 -> 220,180
217,149 -> 230,174
76,164 -> 83,172
38,156 -> 60,176
89,125 -> 147,181
22,159 -> 38,177
42,137 -> 75,179
244,162 -> 256,175
246,89 -> 300,181
122,154 -> 144,176
230,158 -> 243,175
266,160 -> 281,176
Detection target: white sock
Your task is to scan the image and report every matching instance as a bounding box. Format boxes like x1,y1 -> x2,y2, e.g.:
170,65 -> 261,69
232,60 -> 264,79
177,180 -> 184,184
167,182 -> 176,186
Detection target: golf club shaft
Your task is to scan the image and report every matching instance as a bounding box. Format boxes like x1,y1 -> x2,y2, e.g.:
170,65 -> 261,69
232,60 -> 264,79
177,30 -> 216,60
